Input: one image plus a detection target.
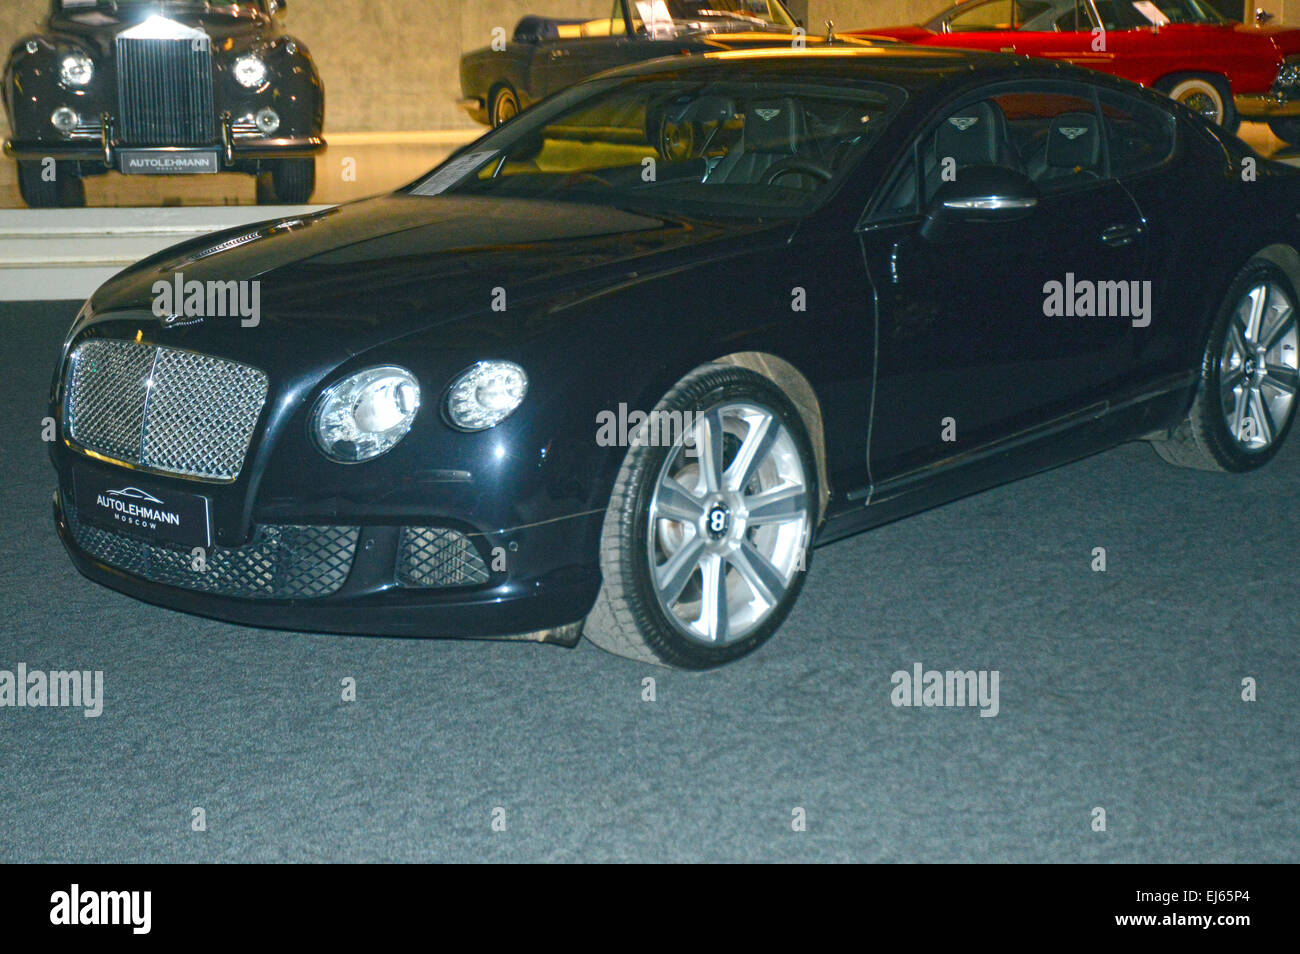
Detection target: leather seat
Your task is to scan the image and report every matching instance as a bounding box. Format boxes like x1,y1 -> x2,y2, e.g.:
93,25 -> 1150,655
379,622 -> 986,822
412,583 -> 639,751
710,99 -> 807,185
1032,111 -> 1102,183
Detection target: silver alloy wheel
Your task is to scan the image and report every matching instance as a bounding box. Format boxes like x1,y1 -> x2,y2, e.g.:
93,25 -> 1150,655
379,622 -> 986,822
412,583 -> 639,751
1220,280 -> 1299,450
646,401 -> 811,646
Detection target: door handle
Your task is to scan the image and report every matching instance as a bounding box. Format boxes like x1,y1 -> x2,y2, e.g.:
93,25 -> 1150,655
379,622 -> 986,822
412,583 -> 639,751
1101,223 -> 1143,247
549,48 -> 570,59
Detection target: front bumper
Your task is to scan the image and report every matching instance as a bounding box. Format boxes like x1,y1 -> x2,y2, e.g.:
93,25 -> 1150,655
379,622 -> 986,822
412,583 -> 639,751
53,487 -> 602,644
1233,92 -> 1300,119
5,134 -> 326,168
456,96 -> 488,126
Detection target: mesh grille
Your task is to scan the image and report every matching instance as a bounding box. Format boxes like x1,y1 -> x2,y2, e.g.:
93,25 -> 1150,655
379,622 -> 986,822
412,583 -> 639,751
65,340 -> 268,482
398,527 -> 491,588
117,36 -> 216,146
65,340 -> 154,463
67,505 -> 358,600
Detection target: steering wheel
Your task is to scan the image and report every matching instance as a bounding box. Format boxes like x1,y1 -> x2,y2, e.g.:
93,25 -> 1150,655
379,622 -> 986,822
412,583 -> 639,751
763,159 -> 834,188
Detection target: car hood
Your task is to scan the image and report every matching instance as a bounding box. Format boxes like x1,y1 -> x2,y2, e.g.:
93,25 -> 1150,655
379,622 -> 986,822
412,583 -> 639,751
84,194 -> 787,370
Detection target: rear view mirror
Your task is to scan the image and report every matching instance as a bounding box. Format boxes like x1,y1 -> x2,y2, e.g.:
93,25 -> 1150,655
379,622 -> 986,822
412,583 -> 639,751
921,165 -> 1039,242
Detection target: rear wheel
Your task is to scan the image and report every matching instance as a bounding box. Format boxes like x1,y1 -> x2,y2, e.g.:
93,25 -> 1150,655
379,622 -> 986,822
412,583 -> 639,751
1152,260 -> 1298,471
1160,74 -> 1238,132
255,158 -> 315,204
17,160 -> 85,208
1268,118 -> 1300,144
490,85 -> 520,127
584,364 -> 818,669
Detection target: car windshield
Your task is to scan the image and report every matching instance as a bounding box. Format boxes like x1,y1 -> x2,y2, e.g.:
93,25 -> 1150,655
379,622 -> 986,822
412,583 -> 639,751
641,1 -> 798,28
410,73 -> 905,221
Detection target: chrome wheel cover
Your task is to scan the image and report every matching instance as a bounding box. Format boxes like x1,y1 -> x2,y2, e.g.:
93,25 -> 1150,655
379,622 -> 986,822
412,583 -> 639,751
646,402 -> 811,647
1220,280 -> 1299,450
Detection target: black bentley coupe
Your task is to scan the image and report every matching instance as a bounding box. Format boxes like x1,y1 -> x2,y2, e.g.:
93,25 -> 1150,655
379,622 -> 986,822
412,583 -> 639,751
51,48 -> 1300,668
4,0 -> 325,207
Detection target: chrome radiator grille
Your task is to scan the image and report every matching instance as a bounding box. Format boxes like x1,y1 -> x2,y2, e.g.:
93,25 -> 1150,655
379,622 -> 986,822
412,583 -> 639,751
65,340 -> 268,482
116,35 -> 216,145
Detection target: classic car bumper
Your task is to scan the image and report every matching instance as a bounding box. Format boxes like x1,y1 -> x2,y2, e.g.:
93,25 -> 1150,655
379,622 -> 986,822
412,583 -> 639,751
5,136 -> 326,166
1233,93 -> 1300,119
456,96 -> 488,125
53,488 -> 601,643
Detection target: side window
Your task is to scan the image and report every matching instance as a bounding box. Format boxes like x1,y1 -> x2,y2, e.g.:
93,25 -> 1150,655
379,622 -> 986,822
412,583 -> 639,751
991,90 -> 1103,192
947,0 -> 1015,31
919,87 -> 1103,203
1097,90 -> 1176,176
1051,0 -> 1093,30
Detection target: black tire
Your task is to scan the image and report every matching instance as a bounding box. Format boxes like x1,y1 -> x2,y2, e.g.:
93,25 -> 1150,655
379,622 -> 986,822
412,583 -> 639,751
1158,74 -> 1238,133
1151,259 -> 1299,472
255,158 -> 315,204
1268,118 -> 1300,144
584,364 -> 819,669
17,160 -> 85,208
490,85 -> 520,128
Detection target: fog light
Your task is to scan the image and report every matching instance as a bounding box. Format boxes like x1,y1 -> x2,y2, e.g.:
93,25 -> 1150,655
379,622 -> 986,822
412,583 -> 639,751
51,107 -> 78,135
255,107 -> 281,135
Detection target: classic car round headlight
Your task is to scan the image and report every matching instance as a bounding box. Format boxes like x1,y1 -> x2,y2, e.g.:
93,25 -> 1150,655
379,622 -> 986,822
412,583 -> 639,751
233,54 -> 268,89
312,366 -> 421,463
445,361 -> 528,432
255,107 -> 281,134
1277,60 -> 1300,89
51,107 -> 79,135
59,51 -> 93,87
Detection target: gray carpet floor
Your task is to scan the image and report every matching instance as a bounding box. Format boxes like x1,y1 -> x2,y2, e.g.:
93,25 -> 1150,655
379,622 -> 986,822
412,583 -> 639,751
1,301 -> 1296,862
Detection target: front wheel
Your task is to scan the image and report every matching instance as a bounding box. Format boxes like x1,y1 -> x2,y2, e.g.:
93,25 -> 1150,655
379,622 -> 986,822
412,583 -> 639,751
1151,259 -> 1298,471
490,85 -> 520,127
584,364 -> 819,669
16,160 -> 85,208
255,159 -> 316,204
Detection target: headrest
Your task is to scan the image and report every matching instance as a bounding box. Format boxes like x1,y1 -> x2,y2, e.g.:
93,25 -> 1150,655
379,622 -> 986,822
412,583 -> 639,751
935,100 -> 1007,167
743,100 -> 804,155
1045,111 -> 1101,169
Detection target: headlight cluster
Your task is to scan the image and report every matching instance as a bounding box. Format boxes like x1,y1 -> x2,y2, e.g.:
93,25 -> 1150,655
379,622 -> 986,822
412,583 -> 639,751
1278,59 -> 1300,90
445,361 -> 529,432
59,51 -> 93,87
312,367 -> 421,463
233,54 -> 268,89
311,361 -> 529,464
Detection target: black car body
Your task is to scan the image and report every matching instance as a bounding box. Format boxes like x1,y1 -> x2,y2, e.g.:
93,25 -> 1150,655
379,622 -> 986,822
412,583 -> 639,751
459,0 -> 872,126
4,0 -> 325,207
49,48 -> 1300,668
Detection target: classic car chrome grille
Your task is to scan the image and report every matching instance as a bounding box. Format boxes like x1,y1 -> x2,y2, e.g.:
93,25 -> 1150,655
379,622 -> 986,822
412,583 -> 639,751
67,505 -> 359,600
397,527 -> 492,588
116,35 -> 216,145
65,340 -> 268,482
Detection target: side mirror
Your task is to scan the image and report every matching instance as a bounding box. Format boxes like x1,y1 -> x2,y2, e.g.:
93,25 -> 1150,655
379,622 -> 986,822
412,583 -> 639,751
921,164 -> 1039,242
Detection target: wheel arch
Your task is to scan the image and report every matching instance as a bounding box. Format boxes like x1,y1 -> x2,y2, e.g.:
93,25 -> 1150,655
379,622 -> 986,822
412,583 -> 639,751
712,351 -> 830,521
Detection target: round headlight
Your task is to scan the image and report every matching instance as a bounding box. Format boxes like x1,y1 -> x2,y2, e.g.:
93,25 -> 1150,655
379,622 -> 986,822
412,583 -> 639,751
445,361 -> 528,432
51,107 -> 79,134
1278,61 -> 1300,88
233,54 -> 268,89
59,52 -> 93,87
312,366 -> 421,463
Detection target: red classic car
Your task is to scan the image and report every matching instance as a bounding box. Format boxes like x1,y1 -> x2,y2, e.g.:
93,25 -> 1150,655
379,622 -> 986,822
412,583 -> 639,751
854,0 -> 1300,142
